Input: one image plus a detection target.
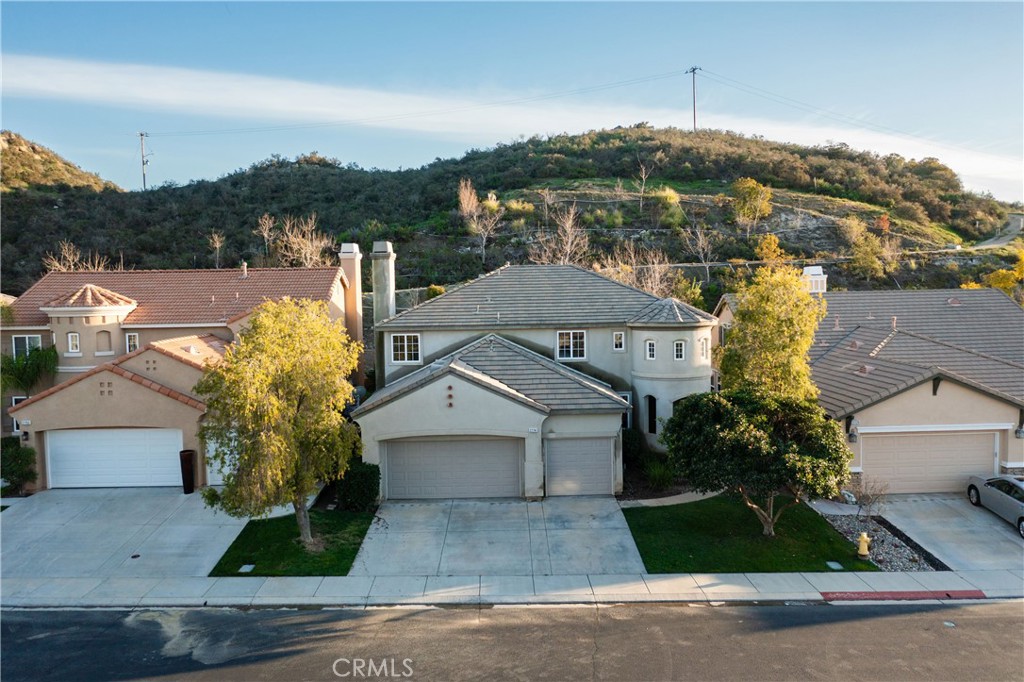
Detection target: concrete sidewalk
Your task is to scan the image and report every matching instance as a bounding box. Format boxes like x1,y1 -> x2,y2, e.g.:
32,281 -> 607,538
2,568 -> 1021,608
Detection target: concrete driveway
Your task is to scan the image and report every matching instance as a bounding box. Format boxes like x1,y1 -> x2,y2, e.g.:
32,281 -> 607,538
1,488 -> 247,579
882,493 -> 1024,571
349,497 -> 646,577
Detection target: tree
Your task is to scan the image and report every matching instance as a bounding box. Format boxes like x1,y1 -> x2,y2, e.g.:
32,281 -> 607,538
731,177 -> 773,238
276,214 -> 336,267
632,157 -> 654,212
1,346 -> 58,396
42,240 -> 110,272
672,276 -> 705,309
649,186 -> 681,227
208,231 -> 226,269
253,213 -> 276,261
594,242 -> 676,297
529,202 -> 589,266
719,238 -> 826,401
195,298 -> 363,548
847,233 -> 885,281
662,388 -> 850,536
458,178 -> 503,265
677,221 -> 720,282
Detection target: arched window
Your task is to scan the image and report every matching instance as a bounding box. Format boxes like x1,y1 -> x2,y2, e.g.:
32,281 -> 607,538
646,395 -> 657,434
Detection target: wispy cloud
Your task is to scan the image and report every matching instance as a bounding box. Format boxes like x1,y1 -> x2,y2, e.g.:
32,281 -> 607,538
5,54 -> 1021,200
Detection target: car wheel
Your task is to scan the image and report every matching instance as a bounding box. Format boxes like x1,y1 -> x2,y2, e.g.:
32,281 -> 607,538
1018,519 -> 1024,540
967,485 -> 981,506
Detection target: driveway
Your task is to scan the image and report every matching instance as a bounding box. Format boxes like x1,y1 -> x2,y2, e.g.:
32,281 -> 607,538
349,497 -> 646,577
882,493 -> 1024,571
1,488 -> 247,579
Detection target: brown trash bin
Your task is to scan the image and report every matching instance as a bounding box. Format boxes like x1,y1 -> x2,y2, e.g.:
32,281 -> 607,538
179,449 -> 197,494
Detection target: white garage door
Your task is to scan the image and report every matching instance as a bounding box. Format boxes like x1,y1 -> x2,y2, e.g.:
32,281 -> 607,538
386,438 -> 522,499
48,428 -> 184,488
546,438 -> 613,496
862,431 -> 997,494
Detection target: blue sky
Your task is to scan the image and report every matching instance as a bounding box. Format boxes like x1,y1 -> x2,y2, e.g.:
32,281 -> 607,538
3,2 -> 1022,201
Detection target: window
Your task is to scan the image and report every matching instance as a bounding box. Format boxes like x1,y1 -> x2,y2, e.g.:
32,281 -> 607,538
618,391 -> 633,430
612,331 -> 626,353
391,334 -> 421,364
673,340 -> 686,361
10,396 -> 27,433
12,335 -> 41,359
645,339 -> 656,361
66,332 -> 80,354
646,395 -> 658,434
711,370 -> 721,393
700,338 -> 709,360
125,333 -> 140,354
557,330 -> 586,360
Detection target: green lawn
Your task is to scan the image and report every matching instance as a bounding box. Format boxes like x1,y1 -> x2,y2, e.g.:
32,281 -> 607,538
209,509 -> 375,577
623,494 -> 877,573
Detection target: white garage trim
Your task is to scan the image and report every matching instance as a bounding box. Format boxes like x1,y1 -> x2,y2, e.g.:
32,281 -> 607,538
857,423 -> 1013,433
46,428 -> 184,488
384,437 -> 523,499
545,437 -> 614,496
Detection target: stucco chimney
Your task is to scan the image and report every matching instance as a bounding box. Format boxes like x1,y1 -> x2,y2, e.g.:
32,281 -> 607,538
370,241 -> 396,324
240,261 -> 248,279
338,243 -> 364,347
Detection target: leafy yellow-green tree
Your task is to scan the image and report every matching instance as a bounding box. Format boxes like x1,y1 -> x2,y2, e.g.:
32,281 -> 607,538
731,177 -> 772,237
847,233 -> 886,281
196,298 -> 363,548
719,236 -> 826,400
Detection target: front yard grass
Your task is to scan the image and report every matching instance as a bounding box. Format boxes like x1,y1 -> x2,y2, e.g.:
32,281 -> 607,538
210,509 -> 375,577
623,493 -> 878,573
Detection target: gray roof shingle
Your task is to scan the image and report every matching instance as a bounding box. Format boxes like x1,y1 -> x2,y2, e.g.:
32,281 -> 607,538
354,334 -> 629,417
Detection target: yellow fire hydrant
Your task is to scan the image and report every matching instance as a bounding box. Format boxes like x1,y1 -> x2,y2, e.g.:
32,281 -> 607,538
857,532 -> 872,559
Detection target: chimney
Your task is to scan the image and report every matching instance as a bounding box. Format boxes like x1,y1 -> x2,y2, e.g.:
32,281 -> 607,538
240,261 -> 248,279
370,241 -> 396,324
338,243 -> 364,347
891,316 -> 898,330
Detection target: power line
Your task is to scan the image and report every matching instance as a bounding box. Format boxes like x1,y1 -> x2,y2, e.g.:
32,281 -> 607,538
686,66 -> 701,132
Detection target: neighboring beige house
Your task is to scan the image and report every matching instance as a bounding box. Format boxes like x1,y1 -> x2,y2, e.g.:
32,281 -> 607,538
5,251 -> 364,490
713,283 -> 1024,494
354,242 -> 717,500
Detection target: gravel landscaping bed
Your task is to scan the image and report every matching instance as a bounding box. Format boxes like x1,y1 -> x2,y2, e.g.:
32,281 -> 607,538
822,513 -> 940,572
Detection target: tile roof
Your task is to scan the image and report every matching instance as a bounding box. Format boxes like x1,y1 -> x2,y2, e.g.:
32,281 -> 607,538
354,334 -> 629,417
148,334 -> 229,370
42,283 -> 136,308
8,267 -> 346,327
628,298 -> 717,326
377,265 -> 713,330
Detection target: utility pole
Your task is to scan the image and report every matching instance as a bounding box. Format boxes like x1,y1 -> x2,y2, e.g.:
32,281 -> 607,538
138,132 -> 150,190
686,66 -> 701,132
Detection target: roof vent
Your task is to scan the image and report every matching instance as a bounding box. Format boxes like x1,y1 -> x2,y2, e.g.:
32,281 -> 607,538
848,340 -> 861,350
832,315 -> 841,331
856,364 -> 875,375
184,345 -> 200,355
891,315 -> 897,330
947,297 -> 962,306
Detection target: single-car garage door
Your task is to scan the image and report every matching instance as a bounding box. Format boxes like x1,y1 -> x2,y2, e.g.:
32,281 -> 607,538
862,431 -> 997,494
546,438 -> 613,496
48,428 -> 184,488
386,437 -> 522,499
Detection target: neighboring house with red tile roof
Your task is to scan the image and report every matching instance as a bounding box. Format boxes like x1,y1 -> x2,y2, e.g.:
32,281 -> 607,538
4,249 -> 365,490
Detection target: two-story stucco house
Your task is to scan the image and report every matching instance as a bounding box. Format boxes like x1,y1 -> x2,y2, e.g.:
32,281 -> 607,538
353,242 -> 717,500
5,246 -> 364,490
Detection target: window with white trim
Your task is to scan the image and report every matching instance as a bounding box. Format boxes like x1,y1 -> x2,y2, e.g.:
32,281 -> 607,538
700,337 -> 709,360
612,331 -> 626,352
10,396 -> 27,433
673,340 -> 686,361
618,391 -> 633,430
11,335 -> 41,359
557,330 -> 586,360
67,332 -> 80,353
125,333 -> 140,354
391,334 -> 421,364
645,339 -> 656,361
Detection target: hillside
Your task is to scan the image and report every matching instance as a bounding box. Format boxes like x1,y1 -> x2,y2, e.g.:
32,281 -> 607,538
0,127 -> 1015,296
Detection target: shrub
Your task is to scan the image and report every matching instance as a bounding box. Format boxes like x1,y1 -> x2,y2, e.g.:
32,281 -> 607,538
425,284 -> 446,300
643,458 -> 675,491
622,428 -> 645,467
336,459 -> 380,512
1,436 -> 20,453
1,443 -> 37,495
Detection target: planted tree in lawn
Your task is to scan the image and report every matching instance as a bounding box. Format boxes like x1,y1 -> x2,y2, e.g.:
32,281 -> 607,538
196,298 -> 363,549
662,388 -> 849,536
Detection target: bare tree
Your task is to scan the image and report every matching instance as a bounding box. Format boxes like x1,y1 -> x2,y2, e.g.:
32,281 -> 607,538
595,242 -> 676,297
253,213 -> 276,259
459,178 -> 501,265
678,222 -> 720,282
277,213 -> 336,267
537,188 -> 555,228
632,157 -> 654,212
208,231 -> 226,269
529,202 -> 589,266
42,240 -> 110,272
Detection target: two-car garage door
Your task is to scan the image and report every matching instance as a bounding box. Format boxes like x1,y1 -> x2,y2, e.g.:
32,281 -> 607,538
47,428 -> 183,488
861,431 -> 997,494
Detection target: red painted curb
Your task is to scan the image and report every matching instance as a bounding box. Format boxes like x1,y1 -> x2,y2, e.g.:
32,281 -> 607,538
821,590 -> 986,601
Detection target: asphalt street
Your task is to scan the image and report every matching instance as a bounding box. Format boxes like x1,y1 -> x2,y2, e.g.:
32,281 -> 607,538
2,602 -> 1022,681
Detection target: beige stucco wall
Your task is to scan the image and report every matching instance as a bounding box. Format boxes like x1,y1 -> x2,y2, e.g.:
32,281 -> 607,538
11,368 -> 204,489
118,349 -> 206,398
846,380 -> 1023,470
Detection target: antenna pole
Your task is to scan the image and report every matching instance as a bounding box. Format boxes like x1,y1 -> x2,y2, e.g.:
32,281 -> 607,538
138,132 -> 150,190
686,66 -> 701,132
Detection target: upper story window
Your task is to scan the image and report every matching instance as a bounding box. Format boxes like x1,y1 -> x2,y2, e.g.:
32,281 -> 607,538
67,332 -> 81,354
612,331 -> 626,353
673,340 -> 686,361
12,335 -> 42,359
700,338 -> 709,360
391,334 -> 421,364
645,339 -> 656,361
126,333 -> 140,354
557,330 -> 586,361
